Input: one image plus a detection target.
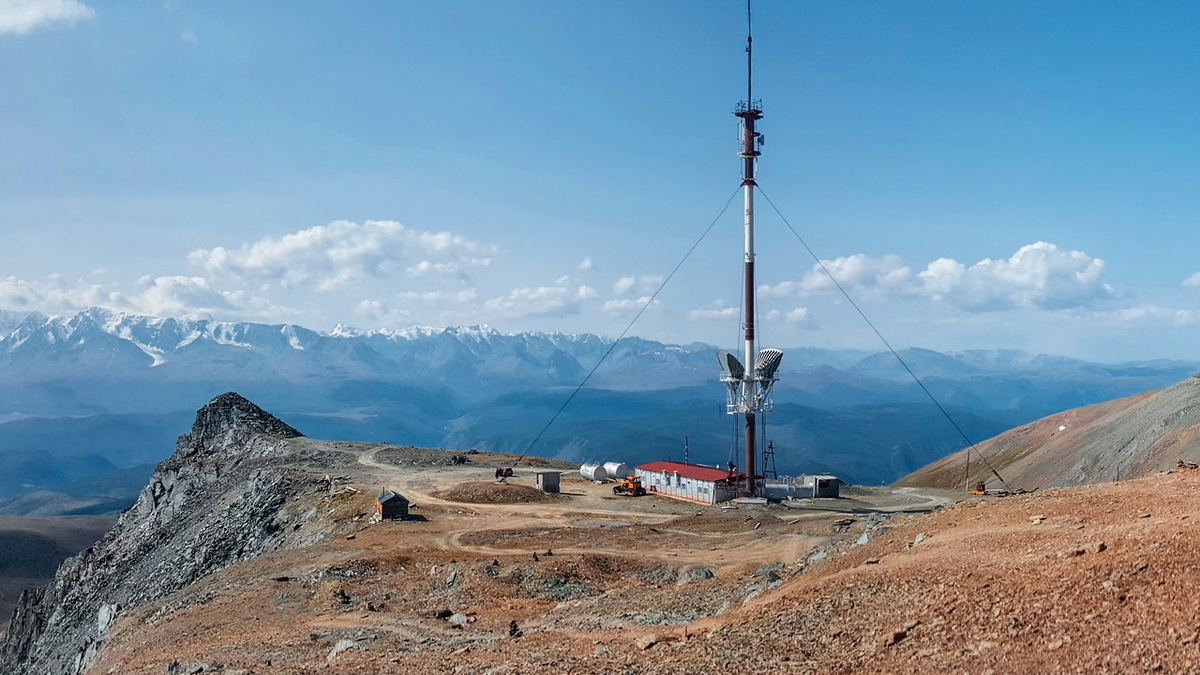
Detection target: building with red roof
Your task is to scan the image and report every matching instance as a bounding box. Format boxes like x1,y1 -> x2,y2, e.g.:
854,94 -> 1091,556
634,460 -> 745,505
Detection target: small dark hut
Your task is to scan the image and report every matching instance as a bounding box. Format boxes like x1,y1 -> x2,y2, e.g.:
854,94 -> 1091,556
377,489 -> 410,520
535,471 -> 561,494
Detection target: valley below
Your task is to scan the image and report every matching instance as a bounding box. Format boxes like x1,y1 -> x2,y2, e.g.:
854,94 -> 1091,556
0,515 -> 117,628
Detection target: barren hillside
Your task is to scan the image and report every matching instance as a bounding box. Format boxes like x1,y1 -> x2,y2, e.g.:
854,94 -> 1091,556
897,372 -> 1200,492
10,393 -> 1200,673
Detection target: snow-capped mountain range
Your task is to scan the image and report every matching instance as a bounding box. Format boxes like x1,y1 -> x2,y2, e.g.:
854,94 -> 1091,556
0,308 -> 715,413
0,307 -> 1198,504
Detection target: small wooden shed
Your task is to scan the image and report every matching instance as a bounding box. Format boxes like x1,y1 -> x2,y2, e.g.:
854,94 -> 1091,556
377,489 -> 410,520
535,471 -> 561,494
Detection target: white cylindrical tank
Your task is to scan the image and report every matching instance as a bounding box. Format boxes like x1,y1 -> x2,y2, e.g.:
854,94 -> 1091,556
761,484 -> 790,500
602,462 -> 632,479
580,463 -> 608,482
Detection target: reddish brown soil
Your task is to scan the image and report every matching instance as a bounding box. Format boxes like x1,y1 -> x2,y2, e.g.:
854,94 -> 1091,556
77,443 -> 1200,674
901,375 -> 1200,492
432,482 -> 559,504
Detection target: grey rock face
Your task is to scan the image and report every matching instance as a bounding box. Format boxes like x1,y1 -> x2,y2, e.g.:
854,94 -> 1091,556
0,393 -> 325,675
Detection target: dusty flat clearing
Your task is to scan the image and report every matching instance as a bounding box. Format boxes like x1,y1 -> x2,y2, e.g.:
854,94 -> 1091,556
75,439 -> 1200,674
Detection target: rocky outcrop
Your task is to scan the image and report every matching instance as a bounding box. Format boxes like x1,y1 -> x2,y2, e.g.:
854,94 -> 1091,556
0,393 -> 328,675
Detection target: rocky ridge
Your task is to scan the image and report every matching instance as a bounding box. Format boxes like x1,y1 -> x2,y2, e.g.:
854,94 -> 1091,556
0,393 -> 334,675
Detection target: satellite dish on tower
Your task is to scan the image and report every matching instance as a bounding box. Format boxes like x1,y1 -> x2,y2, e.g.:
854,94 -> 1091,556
754,348 -> 783,380
755,348 -> 784,395
716,350 -> 745,381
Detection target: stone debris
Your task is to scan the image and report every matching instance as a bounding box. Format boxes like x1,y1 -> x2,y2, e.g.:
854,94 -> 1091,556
635,634 -> 658,650
678,567 -> 715,585
326,639 -> 355,661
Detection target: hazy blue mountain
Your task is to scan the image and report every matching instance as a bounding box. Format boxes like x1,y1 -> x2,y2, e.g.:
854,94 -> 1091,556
0,307 -> 1195,510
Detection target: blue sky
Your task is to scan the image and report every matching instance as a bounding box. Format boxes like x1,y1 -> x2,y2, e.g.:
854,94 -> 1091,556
4,0 -> 1200,362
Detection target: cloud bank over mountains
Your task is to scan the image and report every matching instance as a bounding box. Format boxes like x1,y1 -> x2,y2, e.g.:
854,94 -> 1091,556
188,220 -> 493,291
0,212 -> 1195,359
763,242 -> 1115,312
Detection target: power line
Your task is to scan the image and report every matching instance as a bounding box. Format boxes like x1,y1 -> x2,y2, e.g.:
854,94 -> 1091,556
757,186 -> 1015,493
513,186 -> 743,464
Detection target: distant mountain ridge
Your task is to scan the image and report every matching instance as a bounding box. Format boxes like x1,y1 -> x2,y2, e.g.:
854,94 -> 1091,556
2,308 -> 1182,403
0,307 -> 1197,503
0,309 -> 716,410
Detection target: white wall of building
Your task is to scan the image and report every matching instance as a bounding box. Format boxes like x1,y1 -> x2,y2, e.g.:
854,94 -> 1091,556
635,469 -> 738,505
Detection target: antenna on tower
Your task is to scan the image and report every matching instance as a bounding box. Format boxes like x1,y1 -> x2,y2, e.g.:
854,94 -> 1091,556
719,0 -> 778,498
745,0 -> 753,107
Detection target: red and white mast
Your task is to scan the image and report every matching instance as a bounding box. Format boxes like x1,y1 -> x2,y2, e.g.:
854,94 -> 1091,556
718,0 -> 781,497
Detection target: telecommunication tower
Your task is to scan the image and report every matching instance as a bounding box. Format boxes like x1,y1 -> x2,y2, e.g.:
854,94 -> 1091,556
717,0 -> 783,497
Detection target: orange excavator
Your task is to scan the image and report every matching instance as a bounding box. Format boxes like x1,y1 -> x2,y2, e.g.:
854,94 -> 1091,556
612,475 -> 647,496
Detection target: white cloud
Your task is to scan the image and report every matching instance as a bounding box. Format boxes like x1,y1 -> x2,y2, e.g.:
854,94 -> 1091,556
578,257 -> 594,271
0,274 -> 110,311
688,307 -> 738,320
180,28 -> 195,42
128,276 -> 236,316
758,280 -> 805,299
189,220 -> 493,291
613,275 -> 663,295
917,242 -> 1113,311
0,0 -> 94,35
0,273 -> 292,321
775,242 -> 1113,312
688,300 -> 737,321
760,307 -> 816,328
1183,272 -> 1200,288
406,258 -> 491,278
602,296 -> 657,314
794,253 -> 914,296
353,300 -> 412,325
1101,306 -> 1200,326
124,276 -> 300,321
785,307 -> 816,326
484,286 -> 580,319
576,285 -> 598,300
396,289 -> 478,305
